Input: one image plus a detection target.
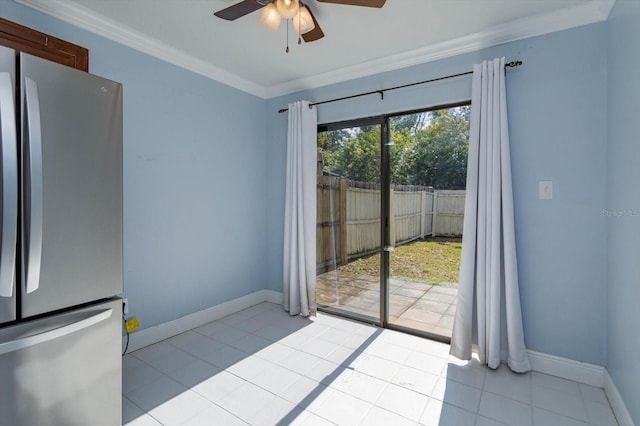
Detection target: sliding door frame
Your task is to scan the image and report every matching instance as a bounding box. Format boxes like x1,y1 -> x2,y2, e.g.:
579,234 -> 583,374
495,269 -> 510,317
317,100 -> 471,342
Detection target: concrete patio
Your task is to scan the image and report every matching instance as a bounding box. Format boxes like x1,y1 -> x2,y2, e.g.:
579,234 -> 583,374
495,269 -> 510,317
316,271 -> 458,338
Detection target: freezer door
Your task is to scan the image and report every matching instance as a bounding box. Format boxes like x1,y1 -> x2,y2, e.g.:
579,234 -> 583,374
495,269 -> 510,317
20,53 -> 123,317
0,46 -> 17,324
0,298 -> 122,426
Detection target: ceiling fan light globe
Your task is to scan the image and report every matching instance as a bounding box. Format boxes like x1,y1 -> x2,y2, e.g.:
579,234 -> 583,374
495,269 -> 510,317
293,5 -> 315,34
276,0 -> 299,19
259,3 -> 281,31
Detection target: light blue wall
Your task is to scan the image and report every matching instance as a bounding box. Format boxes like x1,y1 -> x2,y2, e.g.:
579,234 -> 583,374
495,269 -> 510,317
606,0 -> 640,423
0,1 -> 268,329
267,23 -> 609,366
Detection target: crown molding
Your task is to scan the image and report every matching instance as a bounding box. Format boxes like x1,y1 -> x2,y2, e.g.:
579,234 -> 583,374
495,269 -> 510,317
265,0 -> 616,98
14,0 -> 615,100
12,0 -> 268,98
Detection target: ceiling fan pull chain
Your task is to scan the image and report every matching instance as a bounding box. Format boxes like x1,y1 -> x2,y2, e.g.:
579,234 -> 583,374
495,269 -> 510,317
286,19 -> 290,53
298,4 -> 302,45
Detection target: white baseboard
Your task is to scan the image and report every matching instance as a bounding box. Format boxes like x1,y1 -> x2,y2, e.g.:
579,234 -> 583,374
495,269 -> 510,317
124,289 -> 280,352
604,370 -> 636,426
264,289 -> 283,304
510,351 -> 635,425
527,350 -> 605,387
515,351 -> 635,425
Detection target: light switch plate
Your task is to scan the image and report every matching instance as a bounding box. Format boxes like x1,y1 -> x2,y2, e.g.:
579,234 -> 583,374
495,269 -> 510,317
539,181 -> 553,200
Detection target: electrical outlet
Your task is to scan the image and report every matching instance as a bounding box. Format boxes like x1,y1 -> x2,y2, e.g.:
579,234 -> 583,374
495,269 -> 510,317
125,317 -> 139,333
122,298 -> 129,315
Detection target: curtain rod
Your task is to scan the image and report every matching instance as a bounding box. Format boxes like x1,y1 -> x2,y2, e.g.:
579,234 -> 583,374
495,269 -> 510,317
277,60 -> 523,114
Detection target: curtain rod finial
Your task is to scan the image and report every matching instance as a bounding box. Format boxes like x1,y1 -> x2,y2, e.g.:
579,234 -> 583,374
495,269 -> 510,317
505,60 -> 523,68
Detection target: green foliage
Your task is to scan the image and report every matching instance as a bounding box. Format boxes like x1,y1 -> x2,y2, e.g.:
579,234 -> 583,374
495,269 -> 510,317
336,126 -> 381,182
410,106 -> 470,189
317,128 -> 349,173
319,106 -> 470,189
389,128 -> 417,185
319,125 -> 381,182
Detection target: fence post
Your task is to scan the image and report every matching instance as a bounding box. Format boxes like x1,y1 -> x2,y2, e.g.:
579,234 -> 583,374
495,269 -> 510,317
339,178 -> 348,266
432,191 -> 438,237
420,190 -> 426,239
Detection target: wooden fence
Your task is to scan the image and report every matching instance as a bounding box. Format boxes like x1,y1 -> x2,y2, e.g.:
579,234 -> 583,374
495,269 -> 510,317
431,189 -> 466,238
317,175 -> 465,271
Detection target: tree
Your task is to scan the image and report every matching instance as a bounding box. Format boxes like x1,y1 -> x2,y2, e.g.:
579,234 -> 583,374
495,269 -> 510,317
317,106 -> 470,189
389,126 -> 417,185
317,128 -> 349,173
392,112 -> 428,135
411,107 -> 470,189
333,125 -> 380,182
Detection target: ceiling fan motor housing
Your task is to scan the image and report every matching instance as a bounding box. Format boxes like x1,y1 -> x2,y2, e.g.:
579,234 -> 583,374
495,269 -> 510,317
214,0 -> 385,42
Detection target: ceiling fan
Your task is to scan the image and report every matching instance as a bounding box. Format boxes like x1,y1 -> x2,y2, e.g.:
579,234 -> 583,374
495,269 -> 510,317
214,0 -> 386,43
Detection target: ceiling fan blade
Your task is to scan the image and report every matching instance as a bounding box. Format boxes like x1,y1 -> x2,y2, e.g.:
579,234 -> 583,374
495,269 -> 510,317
301,6 -> 324,42
316,0 -> 386,7
214,0 -> 265,21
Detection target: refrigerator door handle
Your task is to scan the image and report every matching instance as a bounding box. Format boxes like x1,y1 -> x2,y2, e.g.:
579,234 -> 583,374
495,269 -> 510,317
0,72 -> 18,298
0,308 -> 113,355
24,77 -> 43,294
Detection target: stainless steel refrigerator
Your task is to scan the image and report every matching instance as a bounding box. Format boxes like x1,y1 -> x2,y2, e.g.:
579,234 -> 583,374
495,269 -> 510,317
0,46 -> 123,425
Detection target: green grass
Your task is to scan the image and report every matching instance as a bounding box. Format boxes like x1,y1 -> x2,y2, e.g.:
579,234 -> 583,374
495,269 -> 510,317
339,237 -> 462,283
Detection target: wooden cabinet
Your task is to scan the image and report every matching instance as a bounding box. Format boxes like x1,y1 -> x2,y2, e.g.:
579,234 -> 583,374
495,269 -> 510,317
0,17 -> 88,72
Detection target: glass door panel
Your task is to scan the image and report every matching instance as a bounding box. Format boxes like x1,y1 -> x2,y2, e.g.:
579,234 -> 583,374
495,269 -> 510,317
386,106 -> 469,338
316,123 -> 382,323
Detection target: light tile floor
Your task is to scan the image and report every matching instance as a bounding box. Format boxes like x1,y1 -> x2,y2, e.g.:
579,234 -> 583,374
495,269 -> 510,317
123,302 -> 618,426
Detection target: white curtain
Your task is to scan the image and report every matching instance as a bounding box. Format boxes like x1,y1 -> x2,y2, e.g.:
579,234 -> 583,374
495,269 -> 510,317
450,58 -> 530,372
283,101 -> 318,316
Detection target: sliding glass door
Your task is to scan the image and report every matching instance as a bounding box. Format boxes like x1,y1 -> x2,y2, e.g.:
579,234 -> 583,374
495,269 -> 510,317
386,106 -> 469,338
316,119 -> 382,323
316,104 -> 469,339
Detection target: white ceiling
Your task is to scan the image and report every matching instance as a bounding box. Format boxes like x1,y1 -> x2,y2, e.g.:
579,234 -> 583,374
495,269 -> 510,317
15,0 -> 615,98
